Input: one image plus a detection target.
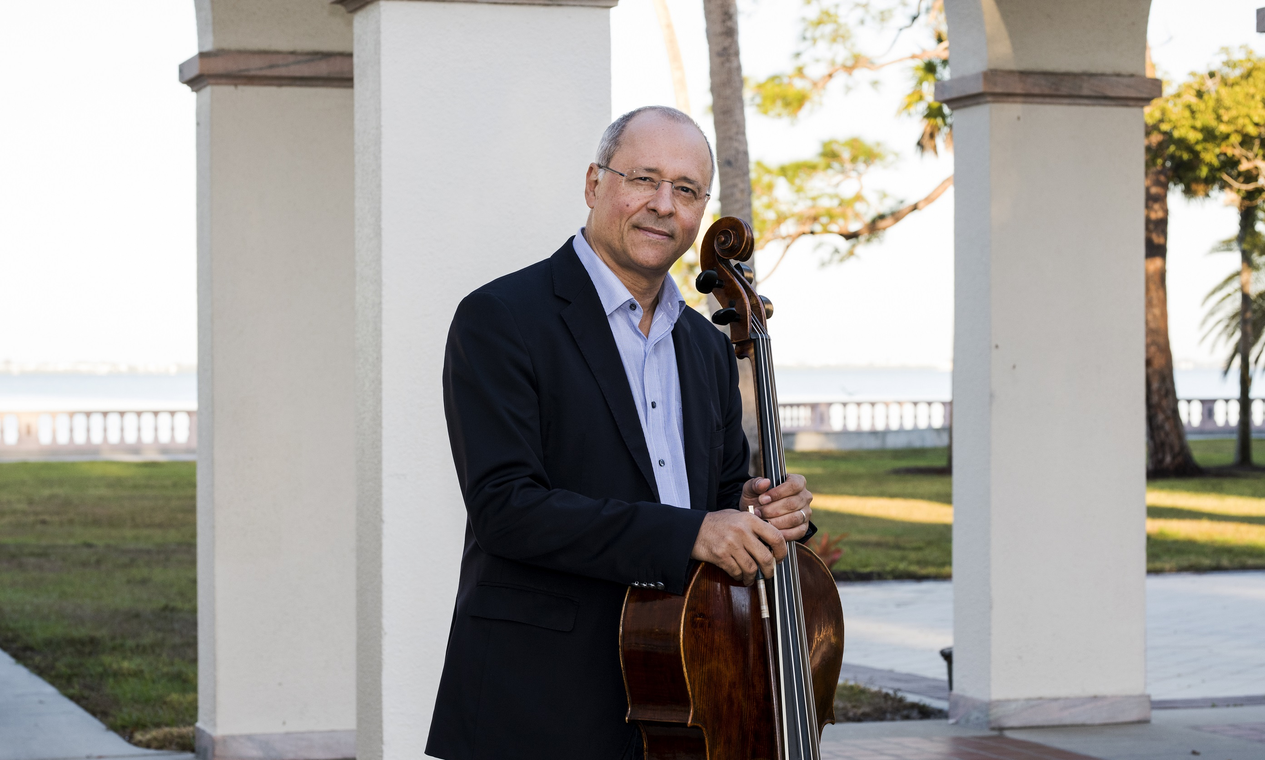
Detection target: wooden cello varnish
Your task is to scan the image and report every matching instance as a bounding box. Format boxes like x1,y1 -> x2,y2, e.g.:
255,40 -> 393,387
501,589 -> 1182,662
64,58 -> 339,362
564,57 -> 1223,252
620,217 -> 845,759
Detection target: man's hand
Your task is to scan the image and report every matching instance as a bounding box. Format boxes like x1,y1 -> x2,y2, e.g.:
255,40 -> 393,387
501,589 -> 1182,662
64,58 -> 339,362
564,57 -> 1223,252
690,510 -> 787,586
740,474 -> 813,542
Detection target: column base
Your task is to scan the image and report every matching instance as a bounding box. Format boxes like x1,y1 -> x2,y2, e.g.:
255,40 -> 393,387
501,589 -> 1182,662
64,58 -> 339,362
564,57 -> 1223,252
948,693 -> 1151,729
195,726 -> 355,760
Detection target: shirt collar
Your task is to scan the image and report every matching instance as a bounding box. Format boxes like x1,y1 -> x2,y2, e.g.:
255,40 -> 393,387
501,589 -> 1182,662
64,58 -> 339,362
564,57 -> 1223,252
572,228 -> 686,324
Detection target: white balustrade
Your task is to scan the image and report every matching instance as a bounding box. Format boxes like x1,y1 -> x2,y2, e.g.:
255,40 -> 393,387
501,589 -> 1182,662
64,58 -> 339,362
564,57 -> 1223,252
778,400 -> 954,436
0,410 -> 197,454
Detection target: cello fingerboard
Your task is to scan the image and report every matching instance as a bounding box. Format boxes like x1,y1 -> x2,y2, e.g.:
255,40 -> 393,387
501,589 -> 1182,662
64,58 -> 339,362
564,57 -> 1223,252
751,323 -> 821,760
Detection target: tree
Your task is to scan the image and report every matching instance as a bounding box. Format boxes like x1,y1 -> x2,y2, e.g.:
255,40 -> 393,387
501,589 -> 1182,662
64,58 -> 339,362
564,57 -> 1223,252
747,0 -> 952,270
1201,207 -> 1265,406
1154,48 -> 1265,466
652,0 -> 692,114
701,0 -> 762,472
1143,53 -> 1202,477
703,0 -> 754,223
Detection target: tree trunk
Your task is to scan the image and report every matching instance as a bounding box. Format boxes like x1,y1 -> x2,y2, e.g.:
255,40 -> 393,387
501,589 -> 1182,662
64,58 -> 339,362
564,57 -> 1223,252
652,0 -> 692,114
702,0 -> 752,223
1236,204 -> 1254,467
703,0 -> 760,474
1144,147 -> 1201,476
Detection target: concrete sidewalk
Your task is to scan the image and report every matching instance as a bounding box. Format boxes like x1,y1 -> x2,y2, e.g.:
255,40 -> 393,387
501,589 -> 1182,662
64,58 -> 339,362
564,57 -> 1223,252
0,649 -> 191,760
820,705 -> 1265,759
837,571 -> 1265,708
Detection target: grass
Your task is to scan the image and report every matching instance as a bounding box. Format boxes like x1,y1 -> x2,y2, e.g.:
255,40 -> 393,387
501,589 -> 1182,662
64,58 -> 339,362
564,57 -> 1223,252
834,681 -> 945,722
791,439 -> 1265,579
2,442 -> 1263,739
0,461 -> 196,750
790,447 -> 952,579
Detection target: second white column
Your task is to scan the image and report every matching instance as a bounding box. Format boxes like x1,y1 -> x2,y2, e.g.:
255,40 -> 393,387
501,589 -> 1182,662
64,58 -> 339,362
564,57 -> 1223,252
341,1 -> 617,756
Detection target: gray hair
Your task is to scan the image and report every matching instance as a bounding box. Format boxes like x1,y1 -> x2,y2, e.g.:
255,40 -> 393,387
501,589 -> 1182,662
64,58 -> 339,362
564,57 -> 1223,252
596,106 -> 715,187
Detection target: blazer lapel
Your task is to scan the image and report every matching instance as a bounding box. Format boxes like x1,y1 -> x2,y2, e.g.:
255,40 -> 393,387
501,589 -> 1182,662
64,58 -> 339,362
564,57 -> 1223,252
554,243 -> 660,500
672,316 -> 714,512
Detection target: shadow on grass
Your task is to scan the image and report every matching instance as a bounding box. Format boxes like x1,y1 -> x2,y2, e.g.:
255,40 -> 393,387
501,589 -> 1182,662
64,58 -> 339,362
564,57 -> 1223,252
1147,534 -> 1265,573
1147,506 -> 1265,526
811,511 -> 951,581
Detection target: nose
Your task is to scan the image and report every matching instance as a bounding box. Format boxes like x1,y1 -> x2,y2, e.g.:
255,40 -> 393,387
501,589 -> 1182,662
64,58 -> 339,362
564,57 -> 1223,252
646,179 -> 676,215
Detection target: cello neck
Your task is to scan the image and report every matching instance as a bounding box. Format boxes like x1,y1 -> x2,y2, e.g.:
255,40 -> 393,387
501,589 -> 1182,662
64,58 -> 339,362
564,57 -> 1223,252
749,322 -> 786,488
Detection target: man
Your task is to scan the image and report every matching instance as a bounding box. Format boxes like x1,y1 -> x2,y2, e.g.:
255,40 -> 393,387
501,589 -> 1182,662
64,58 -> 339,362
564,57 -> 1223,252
426,106 -> 814,760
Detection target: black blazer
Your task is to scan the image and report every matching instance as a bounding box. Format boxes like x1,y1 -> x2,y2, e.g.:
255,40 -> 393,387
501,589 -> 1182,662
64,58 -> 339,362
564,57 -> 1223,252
426,240 -> 751,760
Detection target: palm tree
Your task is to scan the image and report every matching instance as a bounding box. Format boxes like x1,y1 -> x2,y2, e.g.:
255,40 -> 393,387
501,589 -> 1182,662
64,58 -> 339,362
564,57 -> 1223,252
702,0 -> 753,222
1156,48 -> 1265,466
1202,208 -> 1265,433
652,0 -> 692,115
1143,51 -> 1202,477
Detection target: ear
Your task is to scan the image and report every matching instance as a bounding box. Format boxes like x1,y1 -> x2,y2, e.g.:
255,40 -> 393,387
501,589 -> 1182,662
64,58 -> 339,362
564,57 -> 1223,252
584,163 -> 601,210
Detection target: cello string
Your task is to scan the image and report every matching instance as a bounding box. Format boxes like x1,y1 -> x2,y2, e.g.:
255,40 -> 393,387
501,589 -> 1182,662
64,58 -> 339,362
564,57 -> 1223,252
752,314 -> 820,759
749,319 -> 794,758
751,318 -> 804,758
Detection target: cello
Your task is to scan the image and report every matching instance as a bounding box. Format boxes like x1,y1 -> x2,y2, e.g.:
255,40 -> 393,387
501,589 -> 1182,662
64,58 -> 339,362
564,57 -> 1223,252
620,216 -> 845,759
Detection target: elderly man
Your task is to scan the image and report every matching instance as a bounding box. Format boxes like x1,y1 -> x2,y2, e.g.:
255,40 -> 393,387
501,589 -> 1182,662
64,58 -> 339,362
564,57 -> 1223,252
426,106 -> 814,760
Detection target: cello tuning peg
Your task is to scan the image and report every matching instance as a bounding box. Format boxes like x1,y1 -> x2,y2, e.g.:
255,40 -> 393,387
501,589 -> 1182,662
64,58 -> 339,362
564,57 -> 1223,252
695,269 -> 720,294
711,307 -> 740,326
759,295 -> 774,319
735,263 -> 755,285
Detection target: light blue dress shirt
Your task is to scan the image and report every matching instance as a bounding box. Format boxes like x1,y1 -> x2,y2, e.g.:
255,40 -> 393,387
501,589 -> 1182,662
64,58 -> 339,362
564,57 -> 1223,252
572,229 -> 692,510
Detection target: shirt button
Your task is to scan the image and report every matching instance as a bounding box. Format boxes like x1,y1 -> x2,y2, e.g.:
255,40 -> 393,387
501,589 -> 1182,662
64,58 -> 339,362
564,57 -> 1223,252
651,401 -> 657,409
629,303 -> 636,310
659,459 -> 665,466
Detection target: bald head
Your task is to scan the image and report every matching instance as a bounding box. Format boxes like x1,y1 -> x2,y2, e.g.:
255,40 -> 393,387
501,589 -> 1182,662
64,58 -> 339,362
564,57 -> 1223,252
597,106 -> 715,189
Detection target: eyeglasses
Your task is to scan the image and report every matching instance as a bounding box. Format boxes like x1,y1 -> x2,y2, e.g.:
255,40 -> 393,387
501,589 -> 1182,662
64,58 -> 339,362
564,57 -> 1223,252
598,165 -> 711,209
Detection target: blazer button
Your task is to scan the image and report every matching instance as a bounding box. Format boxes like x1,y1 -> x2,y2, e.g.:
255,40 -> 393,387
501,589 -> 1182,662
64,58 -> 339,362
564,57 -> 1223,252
655,582 -> 665,590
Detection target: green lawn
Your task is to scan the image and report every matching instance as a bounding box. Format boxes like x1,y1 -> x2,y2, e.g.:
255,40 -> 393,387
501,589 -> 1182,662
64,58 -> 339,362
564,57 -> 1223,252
1,443 -> 1263,741
794,439 -> 1265,579
0,461 -> 195,748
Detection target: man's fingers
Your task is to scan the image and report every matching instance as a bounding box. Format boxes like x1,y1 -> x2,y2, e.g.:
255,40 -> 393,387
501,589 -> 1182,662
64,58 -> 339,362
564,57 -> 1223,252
757,492 -> 813,522
768,506 -> 812,531
743,477 -> 772,500
750,517 -> 787,562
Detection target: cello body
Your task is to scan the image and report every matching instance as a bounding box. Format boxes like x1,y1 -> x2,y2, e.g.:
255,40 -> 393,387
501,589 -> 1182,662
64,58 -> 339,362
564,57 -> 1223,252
621,546 -> 844,758
620,216 -> 845,759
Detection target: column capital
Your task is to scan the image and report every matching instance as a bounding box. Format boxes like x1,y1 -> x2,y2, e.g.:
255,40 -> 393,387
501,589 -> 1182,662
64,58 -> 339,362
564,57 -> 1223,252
334,0 -> 617,13
179,50 -> 353,92
935,70 -> 1161,110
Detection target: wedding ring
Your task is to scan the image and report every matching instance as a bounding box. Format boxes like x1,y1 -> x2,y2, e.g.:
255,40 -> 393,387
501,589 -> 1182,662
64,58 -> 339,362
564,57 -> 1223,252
799,509 -> 807,524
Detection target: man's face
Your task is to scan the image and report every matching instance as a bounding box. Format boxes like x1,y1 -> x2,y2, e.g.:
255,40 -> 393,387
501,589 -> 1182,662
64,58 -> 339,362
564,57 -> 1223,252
584,113 -> 713,282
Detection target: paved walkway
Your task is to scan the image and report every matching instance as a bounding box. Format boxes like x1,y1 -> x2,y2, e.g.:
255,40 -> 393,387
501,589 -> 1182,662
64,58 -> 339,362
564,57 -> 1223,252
837,571 -> 1265,707
0,649 -> 191,760
820,705 -> 1265,760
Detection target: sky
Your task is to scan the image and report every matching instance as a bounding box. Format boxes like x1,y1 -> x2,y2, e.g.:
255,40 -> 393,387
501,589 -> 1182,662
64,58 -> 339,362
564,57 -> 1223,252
1,0 -> 1262,370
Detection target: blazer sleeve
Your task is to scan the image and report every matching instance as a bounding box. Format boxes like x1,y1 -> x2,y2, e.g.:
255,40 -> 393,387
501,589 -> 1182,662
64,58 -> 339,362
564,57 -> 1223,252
443,290 -> 708,594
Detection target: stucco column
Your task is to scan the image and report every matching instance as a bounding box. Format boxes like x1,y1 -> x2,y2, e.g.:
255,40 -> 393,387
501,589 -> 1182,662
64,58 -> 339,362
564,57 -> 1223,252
939,0 -> 1159,729
187,2 -> 356,757
336,1 -> 615,757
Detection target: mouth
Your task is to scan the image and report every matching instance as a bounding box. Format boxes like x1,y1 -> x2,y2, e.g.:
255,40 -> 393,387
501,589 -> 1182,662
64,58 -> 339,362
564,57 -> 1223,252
635,225 -> 674,241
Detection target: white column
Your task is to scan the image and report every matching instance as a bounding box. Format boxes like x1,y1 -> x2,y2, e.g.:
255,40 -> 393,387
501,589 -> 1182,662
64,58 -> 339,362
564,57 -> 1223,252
189,3 -> 357,757
941,0 -> 1157,729
341,1 -> 615,756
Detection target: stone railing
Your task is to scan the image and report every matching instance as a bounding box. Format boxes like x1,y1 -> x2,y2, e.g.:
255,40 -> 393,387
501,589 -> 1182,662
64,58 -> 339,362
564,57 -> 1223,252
779,401 -> 952,434
778,400 -> 952,452
780,397 -> 1261,443
0,410 -> 197,459
1180,398 -> 1265,436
